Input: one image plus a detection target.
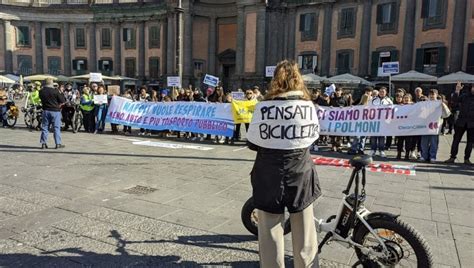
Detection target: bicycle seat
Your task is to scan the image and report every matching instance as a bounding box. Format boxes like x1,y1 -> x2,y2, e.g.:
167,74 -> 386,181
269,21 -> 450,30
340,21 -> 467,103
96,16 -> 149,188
349,155 -> 373,168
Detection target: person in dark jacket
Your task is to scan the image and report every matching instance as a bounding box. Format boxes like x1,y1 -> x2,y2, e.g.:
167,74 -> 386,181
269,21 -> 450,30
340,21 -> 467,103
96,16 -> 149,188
39,78 -> 66,149
247,60 -> 320,268
329,87 -> 348,152
445,83 -> 474,165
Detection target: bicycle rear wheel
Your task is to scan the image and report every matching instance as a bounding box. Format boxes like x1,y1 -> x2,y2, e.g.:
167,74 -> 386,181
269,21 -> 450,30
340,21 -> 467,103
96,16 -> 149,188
241,197 -> 291,237
353,217 -> 433,267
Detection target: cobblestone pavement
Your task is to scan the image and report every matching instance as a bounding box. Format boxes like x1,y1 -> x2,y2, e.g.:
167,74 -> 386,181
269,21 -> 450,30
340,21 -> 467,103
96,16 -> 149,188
0,126 -> 472,267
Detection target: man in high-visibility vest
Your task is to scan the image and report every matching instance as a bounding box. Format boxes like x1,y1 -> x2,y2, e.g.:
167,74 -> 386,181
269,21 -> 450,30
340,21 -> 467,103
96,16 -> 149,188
80,86 -> 95,133
29,81 -> 42,106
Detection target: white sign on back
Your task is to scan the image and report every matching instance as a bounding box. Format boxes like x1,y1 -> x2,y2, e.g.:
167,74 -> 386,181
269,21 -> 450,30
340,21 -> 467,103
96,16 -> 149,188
167,76 -> 181,87
89,72 -> 103,82
265,66 -> 276,77
246,100 -> 320,150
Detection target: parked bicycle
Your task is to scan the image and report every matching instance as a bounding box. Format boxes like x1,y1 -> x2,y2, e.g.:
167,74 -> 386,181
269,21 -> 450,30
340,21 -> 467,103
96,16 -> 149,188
241,155 -> 433,267
22,104 -> 42,130
4,100 -> 19,128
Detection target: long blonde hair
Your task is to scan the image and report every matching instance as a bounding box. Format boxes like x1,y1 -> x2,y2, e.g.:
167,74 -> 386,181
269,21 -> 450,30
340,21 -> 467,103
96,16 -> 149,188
265,60 -> 310,100
359,94 -> 370,105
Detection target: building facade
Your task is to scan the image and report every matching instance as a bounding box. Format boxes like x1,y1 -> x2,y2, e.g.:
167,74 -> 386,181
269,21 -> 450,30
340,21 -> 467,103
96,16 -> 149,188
1,0 -> 473,90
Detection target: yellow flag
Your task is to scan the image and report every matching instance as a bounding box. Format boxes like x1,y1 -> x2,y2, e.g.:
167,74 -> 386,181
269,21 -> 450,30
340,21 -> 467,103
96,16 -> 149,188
231,99 -> 258,123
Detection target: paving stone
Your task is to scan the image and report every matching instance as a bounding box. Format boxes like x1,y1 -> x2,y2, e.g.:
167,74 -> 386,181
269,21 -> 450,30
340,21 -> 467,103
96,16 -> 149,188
455,240 -> 474,268
403,189 -> 431,205
164,209 -> 232,232
451,224 -> 474,242
83,207 -> 149,228
448,208 -> 474,227
7,190 -> 69,207
166,193 -> 233,214
0,197 -> 47,217
401,201 -> 432,221
114,199 -> 178,220
425,237 -> 460,267
431,198 -> 449,214
432,213 -> 450,223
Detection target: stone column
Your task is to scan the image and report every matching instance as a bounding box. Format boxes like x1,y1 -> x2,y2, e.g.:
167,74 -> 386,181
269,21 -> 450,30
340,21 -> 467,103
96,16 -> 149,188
34,21 -> 44,74
449,0 -> 467,72
255,7 -> 266,77
321,4 -> 333,76
401,0 -> 416,72
166,13 -> 176,75
358,0 -> 372,77
208,16 -> 217,75
138,21 -> 146,79
235,5 -> 245,86
88,23 -> 97,72
3,20 -> 13,73
63,22 -> 71,76
183,4 -> 193,86
114,23 -> 122,75
285,7 -> 296,60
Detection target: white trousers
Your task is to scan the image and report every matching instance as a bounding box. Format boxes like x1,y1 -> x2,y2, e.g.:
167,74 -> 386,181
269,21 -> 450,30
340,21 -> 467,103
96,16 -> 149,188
257,203 -> 319,268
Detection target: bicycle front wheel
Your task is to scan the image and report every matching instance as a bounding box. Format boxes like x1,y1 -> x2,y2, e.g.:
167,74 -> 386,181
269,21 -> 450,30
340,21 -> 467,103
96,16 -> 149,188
353,217 -> 433,267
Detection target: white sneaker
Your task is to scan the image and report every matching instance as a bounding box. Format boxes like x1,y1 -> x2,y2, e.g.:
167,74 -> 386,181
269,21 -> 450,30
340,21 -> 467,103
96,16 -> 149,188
369,150 -> 376,156
430,159 -> 436,163
346,143 -> 351,148
218,137 -> 225,144
410,152 -> 417,159
311,145 -> 319,152
380,151 -> 386,158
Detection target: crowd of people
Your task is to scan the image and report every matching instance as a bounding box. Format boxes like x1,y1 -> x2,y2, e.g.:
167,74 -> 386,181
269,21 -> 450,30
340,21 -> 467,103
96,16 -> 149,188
309,82 -> 473,165
3,76 -> 472,165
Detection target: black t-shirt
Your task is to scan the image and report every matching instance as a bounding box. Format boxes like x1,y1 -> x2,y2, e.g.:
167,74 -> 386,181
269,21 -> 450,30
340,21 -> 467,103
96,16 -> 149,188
39,86 -> 66,111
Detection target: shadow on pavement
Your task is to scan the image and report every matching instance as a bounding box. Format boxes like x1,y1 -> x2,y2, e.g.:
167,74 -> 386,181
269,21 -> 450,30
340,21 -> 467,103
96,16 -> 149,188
0,230 -> 294,267
0,144 -> 254,163
416,164 -> 474,176
430,186 -> 474,191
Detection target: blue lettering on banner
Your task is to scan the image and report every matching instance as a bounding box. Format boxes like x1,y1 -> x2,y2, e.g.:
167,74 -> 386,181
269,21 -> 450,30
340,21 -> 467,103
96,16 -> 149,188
106,97 -> 234,137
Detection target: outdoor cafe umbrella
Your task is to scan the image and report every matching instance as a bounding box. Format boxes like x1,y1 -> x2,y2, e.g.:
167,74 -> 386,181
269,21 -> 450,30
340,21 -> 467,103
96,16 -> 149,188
437,71 -> 474,84
56,75 -> 82,83
325,73 -> 373,85
0,75 -> 15,84
302,73 -> 322,85
111,75 -> 138,81
390,70 -> 437,82
24,74 -> 58,81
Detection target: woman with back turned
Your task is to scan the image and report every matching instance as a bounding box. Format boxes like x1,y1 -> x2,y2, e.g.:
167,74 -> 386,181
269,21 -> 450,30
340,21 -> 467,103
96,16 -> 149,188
246,60 -> 321,268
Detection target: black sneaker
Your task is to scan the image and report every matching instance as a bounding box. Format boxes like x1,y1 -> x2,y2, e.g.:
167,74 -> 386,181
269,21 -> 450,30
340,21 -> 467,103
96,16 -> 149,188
465,159 -> 472,165
55,144 -> 65,149
444,158 -> 456,163
41,144 -> 48,149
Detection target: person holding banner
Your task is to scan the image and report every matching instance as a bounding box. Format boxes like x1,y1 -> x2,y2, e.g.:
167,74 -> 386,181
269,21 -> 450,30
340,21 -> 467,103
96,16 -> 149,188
93,85 -> 108,134
247,60 -> 320,268
369,87 -> 393,157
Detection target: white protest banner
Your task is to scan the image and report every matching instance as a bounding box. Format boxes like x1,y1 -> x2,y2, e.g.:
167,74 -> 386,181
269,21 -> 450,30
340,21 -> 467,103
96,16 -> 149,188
317,101 -> 443,136
106,96 -> 234,137
89,72 -> 103,82
93,94 -> 108,105
246,100 -> 320,150
231,91 -> 245,100
203,74 -> 219,87
167,76 -> 181,88
265,66 -> 276,77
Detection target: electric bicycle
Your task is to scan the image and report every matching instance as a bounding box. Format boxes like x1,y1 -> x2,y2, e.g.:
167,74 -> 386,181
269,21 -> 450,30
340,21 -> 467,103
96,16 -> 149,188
241,155 -> 433,267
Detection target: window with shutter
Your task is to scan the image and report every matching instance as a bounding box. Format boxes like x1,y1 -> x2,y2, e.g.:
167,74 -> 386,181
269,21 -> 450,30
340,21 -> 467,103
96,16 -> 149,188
338,8 -> 355,38
336,51 -> 352,74
48,56 -> 61,75
467,44 -> 474,74
300,13 -> 317,41
124,28 -> 136,49
16,26 -> 30,47
298,53 -> 318,74
72,59 -> 88,71
98,60 -> 113,73
101,28 -> 111,49
125,58 -> 136,77
149,57 -> 160,78
75,28 -> 85,48
377,2 -> 398,34
149,26 -> 161,49
17,55 -> 33,75
45,28 -> 61,48
422,0 -> 447,30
